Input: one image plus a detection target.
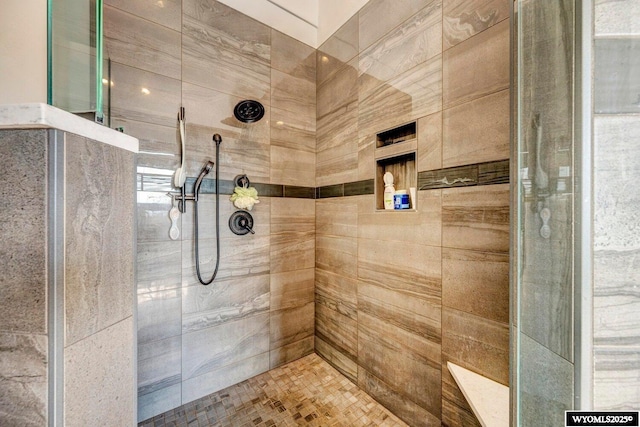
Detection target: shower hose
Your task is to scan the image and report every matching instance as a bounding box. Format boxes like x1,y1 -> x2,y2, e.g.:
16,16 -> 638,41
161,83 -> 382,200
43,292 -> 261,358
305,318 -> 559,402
194,134 -> 222,285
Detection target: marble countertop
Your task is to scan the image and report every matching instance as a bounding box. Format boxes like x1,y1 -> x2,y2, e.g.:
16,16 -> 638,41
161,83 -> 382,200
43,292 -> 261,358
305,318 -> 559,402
447,362 -> 509,427
0,103 -> 138,153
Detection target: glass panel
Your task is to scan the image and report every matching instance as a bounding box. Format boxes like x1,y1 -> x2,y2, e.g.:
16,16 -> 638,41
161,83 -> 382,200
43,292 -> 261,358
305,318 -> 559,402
514,0 -> 576,425
49,0 -> 103,122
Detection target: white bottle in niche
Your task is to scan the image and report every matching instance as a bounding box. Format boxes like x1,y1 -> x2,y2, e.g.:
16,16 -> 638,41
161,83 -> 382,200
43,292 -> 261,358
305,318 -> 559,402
383,172 -> 395,210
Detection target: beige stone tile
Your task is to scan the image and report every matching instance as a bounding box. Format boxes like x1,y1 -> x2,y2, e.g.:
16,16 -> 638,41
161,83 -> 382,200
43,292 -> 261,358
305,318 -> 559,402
358,367 -> 440,426
181,352 -> 269,404
317,58 -> 359,186
271,268 -> 314,311
138,335 -> 181,396
441,307 -> 509,385
182,8 -> 270,101
112,119 -> 178,173
270,106 -> 315,152
181,233 -> 271,286
318,14 -> 359,84
182,314 -> 270,380
595,0 -> 640,36
137,240 -> 182,294
65,136 -> 135,345
271,198 -> 315,231
270,234 -> 315,273
358,280 -> 441,343
443,18 -> 509,109
65,317 -> 135,426
138,383 -> 181,423
316,235 -> 358,279
271,68 -> 316,118
316,298 -> 358,360
359,55 -> 442,138
358,132 -> 376,181
182,274 -> 270,333
105,0 -> 182,31
442,247 -> 509,324
137,289 -> 182,344
0,130 -> 47,335
316,197 -> 359,238
104,6 -> 181,79
315,336 -> 358,383
519,333 -> 573,425
358,312 -> 442,417
0,333 -> 48,426
271,30 -> 315,81
270,302 -> 314,350
269,335 -> 314,369
359,2 -> 442,85
359,0 -> 434,51
357,238 -> 442,306
315,268 -> 358,316
443,89 -> 509,168
357,190 -> 441,247
110,62 -> 181,127
442,184 -> 510,253
443,0 -> 510,49
316,143 -> 359,187
271,198 -> 315,273
418,112 -> 442,172
317,58 -> 358,120
270,145 -> 315,187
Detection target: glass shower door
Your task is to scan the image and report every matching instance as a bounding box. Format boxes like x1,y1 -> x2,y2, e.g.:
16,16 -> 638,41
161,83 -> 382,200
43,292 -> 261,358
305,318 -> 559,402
513,0 -> 577,425
49,0 -> 104,123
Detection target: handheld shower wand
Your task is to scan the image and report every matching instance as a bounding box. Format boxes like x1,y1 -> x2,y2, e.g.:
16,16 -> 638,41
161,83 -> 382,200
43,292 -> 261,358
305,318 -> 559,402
194,161 -> 214,201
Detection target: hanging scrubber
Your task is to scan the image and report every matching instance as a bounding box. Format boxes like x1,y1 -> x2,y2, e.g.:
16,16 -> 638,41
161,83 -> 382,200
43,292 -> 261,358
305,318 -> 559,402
230,183 -> 260,210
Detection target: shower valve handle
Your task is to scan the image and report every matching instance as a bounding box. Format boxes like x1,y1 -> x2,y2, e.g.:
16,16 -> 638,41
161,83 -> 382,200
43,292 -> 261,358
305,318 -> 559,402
239,218 -> 255,234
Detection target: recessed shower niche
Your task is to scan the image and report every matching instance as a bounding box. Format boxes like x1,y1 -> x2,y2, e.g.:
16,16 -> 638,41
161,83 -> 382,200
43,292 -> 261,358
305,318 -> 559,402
374,122 -> 417,211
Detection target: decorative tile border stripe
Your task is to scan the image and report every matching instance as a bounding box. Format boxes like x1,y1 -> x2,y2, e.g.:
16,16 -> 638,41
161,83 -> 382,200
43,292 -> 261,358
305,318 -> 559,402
418,159 -> 509,190
317,179 -> 376,199
137,160 -> 508,198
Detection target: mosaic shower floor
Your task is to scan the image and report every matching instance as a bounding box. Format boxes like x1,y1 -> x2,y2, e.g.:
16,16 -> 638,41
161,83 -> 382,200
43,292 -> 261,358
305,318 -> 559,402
139,353 -> 408,427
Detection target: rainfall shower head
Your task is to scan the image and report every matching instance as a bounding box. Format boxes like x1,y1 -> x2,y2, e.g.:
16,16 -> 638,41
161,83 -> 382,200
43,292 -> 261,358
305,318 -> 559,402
233,100 -> 264,123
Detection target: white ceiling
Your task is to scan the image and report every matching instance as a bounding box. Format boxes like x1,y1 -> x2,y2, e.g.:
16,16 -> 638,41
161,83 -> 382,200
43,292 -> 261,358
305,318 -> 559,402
217,0 -> 369,48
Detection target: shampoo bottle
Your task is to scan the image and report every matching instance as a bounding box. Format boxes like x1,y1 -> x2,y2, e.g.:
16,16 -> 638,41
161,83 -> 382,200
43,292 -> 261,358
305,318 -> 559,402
383,172 -> 395,210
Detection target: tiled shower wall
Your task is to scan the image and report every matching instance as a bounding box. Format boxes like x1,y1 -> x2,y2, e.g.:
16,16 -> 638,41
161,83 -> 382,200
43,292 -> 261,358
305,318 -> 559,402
0,129 -> 135,426
315,0 -> 510,426
103,0 -> 316,421
592,0 -> 640,409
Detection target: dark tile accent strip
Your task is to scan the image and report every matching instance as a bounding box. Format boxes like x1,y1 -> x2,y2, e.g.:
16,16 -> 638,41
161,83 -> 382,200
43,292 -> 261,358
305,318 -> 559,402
318,184 -> 344,199
344,179 -> 375,196
478,159 -> 510,185
284,186 -> 316,199
253,183 -> 284,198
139,159 -> 509,198
418,165 -> 478,190
183,177 -> 235,195
418,159 -> 509,190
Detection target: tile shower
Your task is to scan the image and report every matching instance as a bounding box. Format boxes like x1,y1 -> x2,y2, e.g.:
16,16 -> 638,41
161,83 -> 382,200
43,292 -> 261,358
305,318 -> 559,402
104,0 -> 511,425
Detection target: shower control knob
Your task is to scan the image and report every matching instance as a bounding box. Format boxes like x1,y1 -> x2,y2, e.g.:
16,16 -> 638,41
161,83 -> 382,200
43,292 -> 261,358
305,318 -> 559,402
229,211 -> 255,235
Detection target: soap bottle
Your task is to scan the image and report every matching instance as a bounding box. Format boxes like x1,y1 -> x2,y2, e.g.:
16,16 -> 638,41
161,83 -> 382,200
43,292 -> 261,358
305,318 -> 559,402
383,172 -> 395,210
